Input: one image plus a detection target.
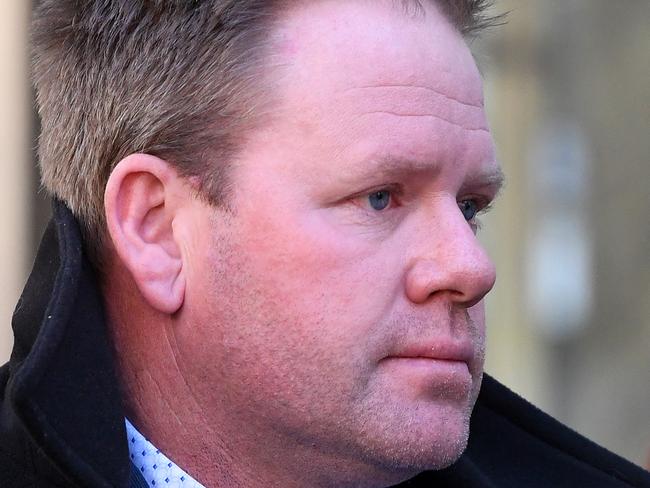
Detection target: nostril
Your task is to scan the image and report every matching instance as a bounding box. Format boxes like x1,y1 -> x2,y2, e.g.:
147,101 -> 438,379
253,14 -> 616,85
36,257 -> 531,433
458,292 -> 487,310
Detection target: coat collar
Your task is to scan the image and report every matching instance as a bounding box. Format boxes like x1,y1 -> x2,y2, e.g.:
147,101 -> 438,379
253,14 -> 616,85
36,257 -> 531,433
7,200 -> 130,487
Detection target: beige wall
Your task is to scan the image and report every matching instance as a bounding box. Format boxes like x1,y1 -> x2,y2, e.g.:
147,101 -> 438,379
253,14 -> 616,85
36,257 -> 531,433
0,3 -> 31,362
479,0 -> 650,467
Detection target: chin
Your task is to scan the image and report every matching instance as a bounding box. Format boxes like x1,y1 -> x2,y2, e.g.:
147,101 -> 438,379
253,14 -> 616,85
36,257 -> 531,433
343,424 -> 469,488
398,417 -> 469,470
352,400 -> 473,479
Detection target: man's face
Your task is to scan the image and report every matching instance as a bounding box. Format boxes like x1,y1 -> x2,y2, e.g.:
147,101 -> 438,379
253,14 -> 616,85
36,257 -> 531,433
175,1 -> 500,484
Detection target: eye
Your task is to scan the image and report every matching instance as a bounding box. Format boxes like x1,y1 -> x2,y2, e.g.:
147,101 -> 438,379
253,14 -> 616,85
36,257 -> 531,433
459,199 -> 479,221
368,189 -> 392,211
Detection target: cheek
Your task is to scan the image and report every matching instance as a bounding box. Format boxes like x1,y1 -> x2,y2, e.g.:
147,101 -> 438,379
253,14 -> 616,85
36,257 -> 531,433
181,219 -> 388,422
239,208 -> 400,318
203,209 -> 406,397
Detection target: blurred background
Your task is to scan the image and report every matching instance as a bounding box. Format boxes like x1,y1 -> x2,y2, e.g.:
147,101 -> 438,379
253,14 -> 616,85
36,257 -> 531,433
1,0 -> 649,468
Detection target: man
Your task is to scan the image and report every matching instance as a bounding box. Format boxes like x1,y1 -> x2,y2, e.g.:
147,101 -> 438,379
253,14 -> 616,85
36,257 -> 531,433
1,0 -> 649,486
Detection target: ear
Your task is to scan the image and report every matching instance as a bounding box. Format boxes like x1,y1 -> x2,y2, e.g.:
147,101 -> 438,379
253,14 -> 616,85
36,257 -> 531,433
104,154 -> 186,314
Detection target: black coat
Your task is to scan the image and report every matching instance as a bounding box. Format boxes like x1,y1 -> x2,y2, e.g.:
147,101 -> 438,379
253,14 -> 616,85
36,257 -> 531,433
1,201 -> 649,487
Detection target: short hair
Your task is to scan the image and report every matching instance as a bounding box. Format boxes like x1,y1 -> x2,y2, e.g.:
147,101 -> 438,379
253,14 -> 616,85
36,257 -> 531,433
31,0 -> 498,267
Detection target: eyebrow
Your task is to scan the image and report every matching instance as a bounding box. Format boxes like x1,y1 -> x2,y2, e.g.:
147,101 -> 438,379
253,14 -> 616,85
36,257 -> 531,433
339,155 -> 442,184
462,166 -> 506,195
340,155 -> 506,194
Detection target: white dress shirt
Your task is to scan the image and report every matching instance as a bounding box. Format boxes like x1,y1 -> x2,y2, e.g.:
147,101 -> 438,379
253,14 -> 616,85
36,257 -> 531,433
126,419 -> 205,488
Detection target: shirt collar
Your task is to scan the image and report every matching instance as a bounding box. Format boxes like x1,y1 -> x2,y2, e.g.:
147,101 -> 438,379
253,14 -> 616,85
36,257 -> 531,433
125,419 -> 205,487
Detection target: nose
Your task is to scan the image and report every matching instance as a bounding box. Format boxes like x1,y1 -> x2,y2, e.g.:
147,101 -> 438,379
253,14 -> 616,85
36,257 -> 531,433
404,204 -> 496,308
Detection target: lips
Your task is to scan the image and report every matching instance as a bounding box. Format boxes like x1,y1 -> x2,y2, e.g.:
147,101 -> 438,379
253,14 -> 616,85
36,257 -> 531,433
382,339 -> 476,372
379,339 -> 477,400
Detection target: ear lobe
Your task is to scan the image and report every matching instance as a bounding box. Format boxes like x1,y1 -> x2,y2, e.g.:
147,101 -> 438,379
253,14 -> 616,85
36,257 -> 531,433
104,154 -> 186,314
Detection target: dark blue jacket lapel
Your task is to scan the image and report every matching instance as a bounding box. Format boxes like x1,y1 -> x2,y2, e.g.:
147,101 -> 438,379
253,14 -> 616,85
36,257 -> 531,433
130,462 -> 150,488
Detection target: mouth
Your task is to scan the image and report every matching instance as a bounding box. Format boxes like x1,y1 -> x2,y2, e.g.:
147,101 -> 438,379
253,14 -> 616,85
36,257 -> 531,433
380,356 -> 471,376
381,356 -> 471,376
383,339 -> 476,367
378,339 -> 478,396
379,355 -> 474,401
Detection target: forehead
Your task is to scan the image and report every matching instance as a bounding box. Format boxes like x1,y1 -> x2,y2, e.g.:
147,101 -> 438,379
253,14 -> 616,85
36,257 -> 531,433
272,0 -> 484,111
254,0 -> 496,182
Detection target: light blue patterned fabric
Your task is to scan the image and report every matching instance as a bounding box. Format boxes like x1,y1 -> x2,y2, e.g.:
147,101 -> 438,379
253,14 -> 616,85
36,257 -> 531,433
126,419 -> 205,488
